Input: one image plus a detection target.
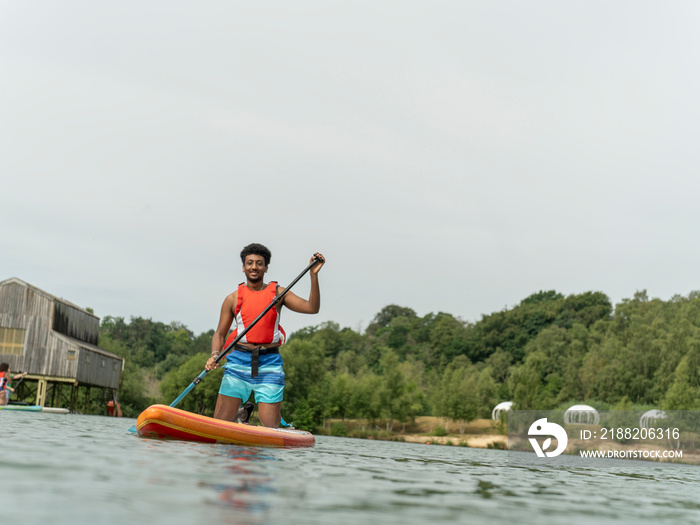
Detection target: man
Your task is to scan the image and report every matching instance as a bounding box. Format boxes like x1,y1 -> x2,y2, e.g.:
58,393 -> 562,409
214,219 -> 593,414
0,363 -> 26,406
205,243 -> 325,427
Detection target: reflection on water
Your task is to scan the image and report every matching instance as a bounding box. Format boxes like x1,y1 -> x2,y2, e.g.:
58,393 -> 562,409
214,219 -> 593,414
2,412 -> 700,525
201,446 -> 277,519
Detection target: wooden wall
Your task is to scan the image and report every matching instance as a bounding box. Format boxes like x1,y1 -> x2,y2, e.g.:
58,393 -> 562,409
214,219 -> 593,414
74,344 -> 123,390
0,280 -> 53,373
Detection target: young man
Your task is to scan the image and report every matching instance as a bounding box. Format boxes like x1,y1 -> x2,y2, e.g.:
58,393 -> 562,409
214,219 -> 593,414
205,243 -> 325,427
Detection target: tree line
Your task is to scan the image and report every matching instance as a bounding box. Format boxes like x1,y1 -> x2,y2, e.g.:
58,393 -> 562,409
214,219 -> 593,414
98,289 -> 700,432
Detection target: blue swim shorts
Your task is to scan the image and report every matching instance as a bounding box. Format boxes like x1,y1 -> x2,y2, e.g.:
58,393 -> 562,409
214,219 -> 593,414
219,351 -> 285,404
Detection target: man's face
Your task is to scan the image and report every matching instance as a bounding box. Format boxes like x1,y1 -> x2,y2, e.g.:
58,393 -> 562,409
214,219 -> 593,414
243,254 -> 267,283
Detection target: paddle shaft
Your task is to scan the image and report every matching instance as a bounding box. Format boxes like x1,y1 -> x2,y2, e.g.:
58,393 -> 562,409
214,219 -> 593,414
169,256 -> 321,408
9,373 -> 26,396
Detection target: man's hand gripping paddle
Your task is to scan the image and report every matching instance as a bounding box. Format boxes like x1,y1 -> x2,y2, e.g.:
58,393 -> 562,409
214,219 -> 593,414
129,255 -> 322,433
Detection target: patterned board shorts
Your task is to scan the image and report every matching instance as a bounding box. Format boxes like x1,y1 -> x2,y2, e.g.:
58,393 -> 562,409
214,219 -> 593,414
219,351 -> 285,404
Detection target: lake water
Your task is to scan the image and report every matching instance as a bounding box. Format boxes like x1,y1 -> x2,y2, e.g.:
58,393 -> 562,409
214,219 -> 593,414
2,411 -> 700,525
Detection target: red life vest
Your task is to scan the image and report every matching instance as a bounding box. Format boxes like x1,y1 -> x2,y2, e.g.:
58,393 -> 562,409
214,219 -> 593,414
223,325 -> 287,349
227,282 -> 285,346
0,371 -> 7,392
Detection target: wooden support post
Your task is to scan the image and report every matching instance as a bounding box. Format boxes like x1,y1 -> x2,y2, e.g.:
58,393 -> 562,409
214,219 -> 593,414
83,386 -> 91,413
50,382 -> 57,407
70,384 -> 78,413
36,379 -> 47,407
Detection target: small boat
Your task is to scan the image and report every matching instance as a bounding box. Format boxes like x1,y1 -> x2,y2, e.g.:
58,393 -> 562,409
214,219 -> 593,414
136,404 -> 315,448
0,404 -> 42,412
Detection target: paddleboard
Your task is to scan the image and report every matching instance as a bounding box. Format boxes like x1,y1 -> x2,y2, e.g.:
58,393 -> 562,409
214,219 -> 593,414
0,405 -> 42,412
136,404 -> 315,448
41,407 -> 70,414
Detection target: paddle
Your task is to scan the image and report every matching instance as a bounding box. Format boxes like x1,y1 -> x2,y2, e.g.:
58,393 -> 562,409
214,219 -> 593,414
129,255 -> 321,433
8,372 -> 26,401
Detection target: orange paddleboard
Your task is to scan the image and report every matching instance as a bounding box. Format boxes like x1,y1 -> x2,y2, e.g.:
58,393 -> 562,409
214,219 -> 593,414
136,404 -> 315,448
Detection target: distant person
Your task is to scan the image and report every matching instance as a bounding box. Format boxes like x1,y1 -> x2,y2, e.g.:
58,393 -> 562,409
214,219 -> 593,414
205,243 -> 325,428
7,368 -> 27,401
0,363 -> 25,405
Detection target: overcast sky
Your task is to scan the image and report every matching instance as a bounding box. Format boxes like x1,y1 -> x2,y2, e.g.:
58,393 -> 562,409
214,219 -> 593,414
2,1 -> 699,337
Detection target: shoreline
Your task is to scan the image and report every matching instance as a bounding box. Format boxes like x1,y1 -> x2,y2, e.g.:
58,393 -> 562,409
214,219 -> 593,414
317,417 -> 700,464
318,416 -> 508,449
399,433 -> 507,448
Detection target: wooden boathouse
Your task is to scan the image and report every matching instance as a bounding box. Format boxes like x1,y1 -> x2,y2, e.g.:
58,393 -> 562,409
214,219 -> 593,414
0,278 -> 124,412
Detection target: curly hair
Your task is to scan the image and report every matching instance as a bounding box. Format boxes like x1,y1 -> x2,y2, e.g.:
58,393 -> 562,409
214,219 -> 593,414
0,363 -> 8,373
240,243 -> 272,266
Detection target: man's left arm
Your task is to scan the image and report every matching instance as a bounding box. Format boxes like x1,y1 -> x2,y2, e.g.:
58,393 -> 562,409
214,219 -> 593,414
281,253 -> 325,314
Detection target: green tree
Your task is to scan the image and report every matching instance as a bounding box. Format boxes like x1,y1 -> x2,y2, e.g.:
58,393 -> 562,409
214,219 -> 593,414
280,338 -> 330,430
366,305 -> 417,335
328,372 -> 356,420
349,371 -> 383,422
433,356 -> 479,432
374,349 -> 424,432
475,366 -> 499,419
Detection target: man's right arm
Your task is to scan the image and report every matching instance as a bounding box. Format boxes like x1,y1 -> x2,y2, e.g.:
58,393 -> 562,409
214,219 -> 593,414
206,291 -> 237,370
